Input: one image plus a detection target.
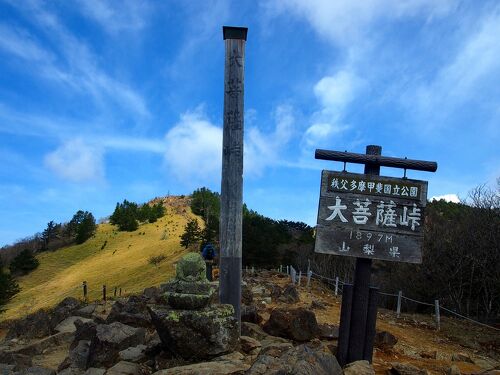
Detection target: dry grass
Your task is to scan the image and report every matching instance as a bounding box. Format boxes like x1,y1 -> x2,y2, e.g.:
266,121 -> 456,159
1,197 -> 198,321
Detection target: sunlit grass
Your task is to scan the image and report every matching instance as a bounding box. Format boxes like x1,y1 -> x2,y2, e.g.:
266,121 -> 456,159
1,197 -> 198,321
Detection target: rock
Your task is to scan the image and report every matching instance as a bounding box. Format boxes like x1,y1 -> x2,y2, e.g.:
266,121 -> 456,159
6,310 -> 52,340
75,303 -> 113,323
451,352 -> 474,363
87,322 -> 146,368
106,361 -> 141,375
10,331 -> 73,356
106,296 -> 151,328
388,362 -> 428,375
279,284 -> 300,303
51,297 -> 83,327
420,350 -> 437,359
259,342 -> 293,357
270,285 -> 282,301
17,366 -> 56,375
152,358 -> 250,374
75,305 -> 97,319
175,252 -> 206,282
246,343 -> 342,375
119,344 -> 147,363
149,304 -> 238,360
55,316 -> 93,334
0,351 -> 32,369
374,331 -> 398,350
84,368 -> 106,375
311,300 -> 326,309
0,364 -> 16,373
263,308 -> 319,341
446,365 -> 461,375
163,282 -> 215,310
317,323 -> 339,340
69,340 -> 91,370
241,322 -> 269,341
55,368 -> 84,375
241,304 -> 262,324
343,360 -> 375,375
241,284 -> 254,304
71,320 -> 97,350
240,335 -> 261,354
143,287 -> 161,302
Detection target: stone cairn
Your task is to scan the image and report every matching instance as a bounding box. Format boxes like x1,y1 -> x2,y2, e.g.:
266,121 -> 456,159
148,252 -> 238,360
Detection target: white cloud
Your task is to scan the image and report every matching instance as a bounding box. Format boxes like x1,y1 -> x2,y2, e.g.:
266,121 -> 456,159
163,105 -> 296,185
245,105 -> 295,175
314,70 -> 361,110
266,0 -> 454,46
77,0 -> 150,34
164,109 -> 223,186
1,4 -> 149,118
44,139 -> 105,182
301,70 -> 359,149
431,194 -> 460,203
412,10 -> 500,128
0,24 -> 54,62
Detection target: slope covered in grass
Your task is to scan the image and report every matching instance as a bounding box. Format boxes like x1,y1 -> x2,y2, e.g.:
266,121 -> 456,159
1,196 -> 196,321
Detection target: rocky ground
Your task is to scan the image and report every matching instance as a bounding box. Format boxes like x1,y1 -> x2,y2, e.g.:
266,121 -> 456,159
0,268 -> 498,375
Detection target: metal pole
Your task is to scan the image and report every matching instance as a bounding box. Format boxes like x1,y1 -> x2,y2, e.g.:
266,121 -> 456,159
347,145 -> 381,363
335,276 -> 339,296
307,270 -> 312,289
435,300 -> 441,331
397,290 -> 402,318
298,271 -> 302,286
219,26 -> 247,329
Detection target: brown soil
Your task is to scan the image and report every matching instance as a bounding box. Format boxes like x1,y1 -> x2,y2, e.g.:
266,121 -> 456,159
248,271 -> 500,375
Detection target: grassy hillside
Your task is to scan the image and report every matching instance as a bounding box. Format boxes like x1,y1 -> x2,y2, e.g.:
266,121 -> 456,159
1,196 -> 197,321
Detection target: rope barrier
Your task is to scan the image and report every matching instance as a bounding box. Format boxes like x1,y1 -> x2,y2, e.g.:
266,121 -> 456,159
401,295 -> 435,307
280,265 -> 500,332
440,306 -> 500,331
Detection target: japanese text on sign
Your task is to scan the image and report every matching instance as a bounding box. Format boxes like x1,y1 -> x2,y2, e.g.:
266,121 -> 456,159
315,170 -> 428,264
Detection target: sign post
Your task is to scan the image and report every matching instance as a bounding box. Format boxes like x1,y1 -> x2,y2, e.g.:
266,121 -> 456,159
219,26 -> 247,329
314,145 -> 437,365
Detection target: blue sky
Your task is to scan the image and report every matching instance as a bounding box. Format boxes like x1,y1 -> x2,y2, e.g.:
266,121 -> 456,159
1,0 -> 499,246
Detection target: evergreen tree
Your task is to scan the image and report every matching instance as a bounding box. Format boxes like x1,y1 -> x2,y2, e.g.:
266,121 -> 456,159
9,249 -> 39,275
68,211 -> 97,244
180,219 -> 202,249
0,259 -> 20,308
191,188 -> 220,243
110,200 -> 139,231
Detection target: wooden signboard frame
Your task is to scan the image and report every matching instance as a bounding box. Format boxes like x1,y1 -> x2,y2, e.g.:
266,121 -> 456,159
315,171 -> 427,264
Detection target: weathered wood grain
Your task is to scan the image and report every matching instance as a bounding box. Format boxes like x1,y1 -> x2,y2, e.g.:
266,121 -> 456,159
219,27 -> 247,326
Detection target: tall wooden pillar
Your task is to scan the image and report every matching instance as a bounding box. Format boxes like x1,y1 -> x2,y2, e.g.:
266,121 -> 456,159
219,26 -> 247,329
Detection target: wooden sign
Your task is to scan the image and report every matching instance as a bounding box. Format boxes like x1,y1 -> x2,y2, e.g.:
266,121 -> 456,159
315,170 -> 428,263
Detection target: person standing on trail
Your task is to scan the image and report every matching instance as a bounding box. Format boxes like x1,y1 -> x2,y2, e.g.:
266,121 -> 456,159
201,243 -> 217,281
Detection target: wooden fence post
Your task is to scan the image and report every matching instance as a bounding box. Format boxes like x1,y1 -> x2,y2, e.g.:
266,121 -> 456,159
102,285 -> 106,302
298,271 -> 302,286
397,291 -> 402,318
114,287 -> 117,297
435,300 -> 441,331
82,281 -> 87,301
335,276 -> 339,296
307,270 -> 312,290
119,288 -> 122,297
